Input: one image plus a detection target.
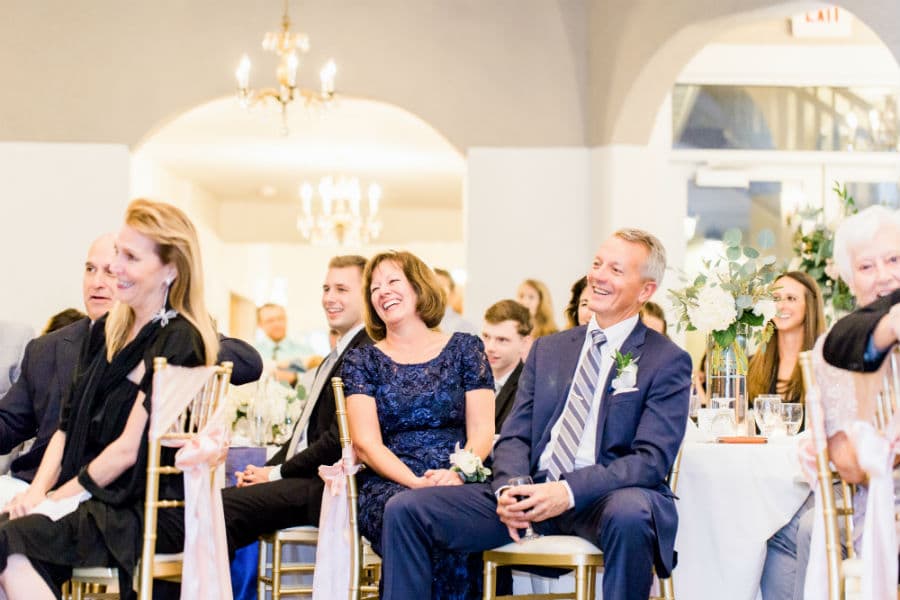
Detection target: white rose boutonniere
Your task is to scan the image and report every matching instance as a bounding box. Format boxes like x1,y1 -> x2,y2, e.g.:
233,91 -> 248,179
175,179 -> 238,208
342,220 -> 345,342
449,442 -> 491,483
611,351 -> 639,392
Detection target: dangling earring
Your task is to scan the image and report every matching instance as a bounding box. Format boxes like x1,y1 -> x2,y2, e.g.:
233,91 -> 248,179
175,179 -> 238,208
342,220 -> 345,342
153,276 -> 178,327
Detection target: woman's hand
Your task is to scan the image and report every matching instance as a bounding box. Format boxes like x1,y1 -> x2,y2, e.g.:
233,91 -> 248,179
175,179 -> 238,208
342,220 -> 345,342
423,468 -> 463,486
5,487 -> 47,519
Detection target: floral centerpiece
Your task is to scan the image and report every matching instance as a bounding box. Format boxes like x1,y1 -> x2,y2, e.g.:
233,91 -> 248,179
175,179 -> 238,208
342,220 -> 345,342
787,182 -> 857,319
669,228 -> 780,373
226,375 -> 306,445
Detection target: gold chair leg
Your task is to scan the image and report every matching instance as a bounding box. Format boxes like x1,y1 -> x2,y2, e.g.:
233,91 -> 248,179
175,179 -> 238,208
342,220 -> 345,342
482,559 -> 496,600
257,539 -> 268,600
575,564 -> 589,600
586,566 -> 597,600
272,538 -> 282,600
660,575 -> 675,600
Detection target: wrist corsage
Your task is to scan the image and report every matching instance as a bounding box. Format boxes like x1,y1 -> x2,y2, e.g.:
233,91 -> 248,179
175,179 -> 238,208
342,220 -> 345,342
449,442 -> 491,483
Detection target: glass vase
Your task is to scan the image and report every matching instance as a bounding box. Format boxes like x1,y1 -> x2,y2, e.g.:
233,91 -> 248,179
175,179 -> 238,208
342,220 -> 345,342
706,324 -> 750,435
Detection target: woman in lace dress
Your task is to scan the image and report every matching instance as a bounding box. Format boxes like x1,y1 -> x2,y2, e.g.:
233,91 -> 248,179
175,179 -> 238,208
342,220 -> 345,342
344,251 -> 494,599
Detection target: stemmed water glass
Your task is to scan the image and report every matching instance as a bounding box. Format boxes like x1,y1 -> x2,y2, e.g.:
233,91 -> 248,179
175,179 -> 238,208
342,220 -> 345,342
781,403 -> 804,435
753,395 -> 783,437
507,475 -> 540,541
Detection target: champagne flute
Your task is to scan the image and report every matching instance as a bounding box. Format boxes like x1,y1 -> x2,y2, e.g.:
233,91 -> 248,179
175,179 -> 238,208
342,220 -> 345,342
507,475 -> 540,541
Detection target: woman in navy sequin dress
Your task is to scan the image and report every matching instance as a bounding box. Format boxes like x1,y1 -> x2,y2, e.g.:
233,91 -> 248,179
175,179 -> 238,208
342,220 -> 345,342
343,251 -> 494,599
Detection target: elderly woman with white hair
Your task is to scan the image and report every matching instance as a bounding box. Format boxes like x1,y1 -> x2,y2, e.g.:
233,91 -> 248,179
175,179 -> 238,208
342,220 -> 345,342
759,204 -> 900,600
819,204 -> 900,482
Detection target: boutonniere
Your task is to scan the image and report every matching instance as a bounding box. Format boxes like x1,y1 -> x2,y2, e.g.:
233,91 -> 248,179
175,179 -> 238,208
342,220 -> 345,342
611,351 -> 639,391
449,443 -> 492,483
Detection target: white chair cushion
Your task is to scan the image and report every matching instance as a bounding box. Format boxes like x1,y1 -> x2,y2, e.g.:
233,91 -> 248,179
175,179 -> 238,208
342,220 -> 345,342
489,535 -> 601,555
155,552 -> 183,563
71,566 -> 117,579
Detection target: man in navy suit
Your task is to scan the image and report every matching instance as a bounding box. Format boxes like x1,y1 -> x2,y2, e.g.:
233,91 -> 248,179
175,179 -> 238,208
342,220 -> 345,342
380,229 -> 691,600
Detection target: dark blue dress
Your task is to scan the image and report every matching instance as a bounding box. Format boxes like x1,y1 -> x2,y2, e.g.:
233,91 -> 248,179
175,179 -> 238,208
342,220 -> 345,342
342,332 -> 493,599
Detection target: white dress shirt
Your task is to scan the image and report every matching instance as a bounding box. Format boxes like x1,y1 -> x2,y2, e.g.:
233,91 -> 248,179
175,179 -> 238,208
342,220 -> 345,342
269,323 -> 365,481
536,314 -> 639,503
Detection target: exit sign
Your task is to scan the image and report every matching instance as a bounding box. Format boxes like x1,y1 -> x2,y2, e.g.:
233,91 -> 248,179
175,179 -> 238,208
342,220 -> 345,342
790,6 -> 853,38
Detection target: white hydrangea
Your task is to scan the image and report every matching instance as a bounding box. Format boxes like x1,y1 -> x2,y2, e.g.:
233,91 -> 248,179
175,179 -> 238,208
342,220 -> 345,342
687,286 -> 736,333
752,298 -> 777,323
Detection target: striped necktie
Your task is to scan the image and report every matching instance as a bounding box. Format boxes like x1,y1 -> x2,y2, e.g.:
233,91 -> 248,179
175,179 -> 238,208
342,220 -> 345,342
547,328 -> 607,480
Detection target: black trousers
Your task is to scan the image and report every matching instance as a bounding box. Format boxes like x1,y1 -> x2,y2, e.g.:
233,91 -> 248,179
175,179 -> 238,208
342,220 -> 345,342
221,476 -> 324,558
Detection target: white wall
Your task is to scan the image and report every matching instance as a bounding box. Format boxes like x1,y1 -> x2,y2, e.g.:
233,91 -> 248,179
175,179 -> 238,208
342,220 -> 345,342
464,148 -> 592,328
130,155 -> 230,331
0,142 -> 129,330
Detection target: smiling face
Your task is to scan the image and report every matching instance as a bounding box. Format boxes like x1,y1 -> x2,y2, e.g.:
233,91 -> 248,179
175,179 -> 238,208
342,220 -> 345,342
848,225 -> 900,306
516,283 -> 540,316
586,236 -> 657,328
322,266 -> 364,337
772,275 -> 808,333
82,234 -> 117,321
369,260 -> 420,329
482,319 -> 529,379
110,224 -> 175,321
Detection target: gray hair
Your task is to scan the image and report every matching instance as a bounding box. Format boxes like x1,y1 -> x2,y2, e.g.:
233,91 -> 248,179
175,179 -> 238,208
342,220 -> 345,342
613,228 -> 667,283
833,205 -> 900,283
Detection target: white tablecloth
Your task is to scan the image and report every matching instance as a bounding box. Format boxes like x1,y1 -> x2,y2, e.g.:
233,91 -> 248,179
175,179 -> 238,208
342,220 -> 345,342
674,430 -> 810,600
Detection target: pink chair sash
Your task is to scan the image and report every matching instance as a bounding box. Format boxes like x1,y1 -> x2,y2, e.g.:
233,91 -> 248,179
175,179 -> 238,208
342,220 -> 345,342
151,365 -> 233,600
312,447 -> 362,600
850,418 -> 900,600
801,385 -> 828,600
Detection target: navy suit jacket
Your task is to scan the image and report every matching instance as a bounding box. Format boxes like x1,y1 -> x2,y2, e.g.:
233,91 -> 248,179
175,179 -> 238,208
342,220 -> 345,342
491,319 -> 691,573
0,317 -> 263,482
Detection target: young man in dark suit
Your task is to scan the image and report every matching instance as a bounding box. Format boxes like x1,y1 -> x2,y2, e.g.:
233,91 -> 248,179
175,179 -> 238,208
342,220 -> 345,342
379,230 -> 691,600
222,255 -> 372,554
481,299 -> 533,430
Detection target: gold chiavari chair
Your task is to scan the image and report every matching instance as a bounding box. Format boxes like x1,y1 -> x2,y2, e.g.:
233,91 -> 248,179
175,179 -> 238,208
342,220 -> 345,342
257,525 -> 319,599
482,448 -> 684,600
68,358 -> 233,600
798,351 -> 861,600
332,376 -> 381,600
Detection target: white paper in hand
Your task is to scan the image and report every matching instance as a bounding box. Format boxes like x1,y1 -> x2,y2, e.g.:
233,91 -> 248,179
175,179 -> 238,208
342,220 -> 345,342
31,491 -> 92,521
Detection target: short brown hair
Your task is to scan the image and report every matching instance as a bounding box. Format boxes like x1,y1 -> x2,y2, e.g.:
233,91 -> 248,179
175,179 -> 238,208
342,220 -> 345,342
329,255 -> 367,271
484,300 -> 533,337
363,251 -> 446,341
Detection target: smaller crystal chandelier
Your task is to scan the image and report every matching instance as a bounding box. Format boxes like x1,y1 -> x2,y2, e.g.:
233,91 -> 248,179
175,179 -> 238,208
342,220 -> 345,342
297,176 -> 383,246
235,0 -> 336,134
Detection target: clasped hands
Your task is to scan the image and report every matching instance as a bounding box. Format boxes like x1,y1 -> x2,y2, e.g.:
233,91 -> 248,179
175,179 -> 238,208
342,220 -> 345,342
235,464 -> 272,487
496,481 -> 570,542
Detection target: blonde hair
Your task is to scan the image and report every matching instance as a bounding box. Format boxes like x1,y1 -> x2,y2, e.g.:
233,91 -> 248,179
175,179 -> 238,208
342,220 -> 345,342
519,279 -> 558,338
105,199 -> 219,365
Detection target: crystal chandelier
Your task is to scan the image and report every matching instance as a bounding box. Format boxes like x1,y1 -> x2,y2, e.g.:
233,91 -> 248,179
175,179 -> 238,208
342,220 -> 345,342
297,176 -> 383,246
235,0 -> 336,134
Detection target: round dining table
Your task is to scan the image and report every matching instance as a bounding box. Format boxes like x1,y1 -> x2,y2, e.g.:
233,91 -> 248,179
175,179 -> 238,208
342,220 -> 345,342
674,427 -> 811,600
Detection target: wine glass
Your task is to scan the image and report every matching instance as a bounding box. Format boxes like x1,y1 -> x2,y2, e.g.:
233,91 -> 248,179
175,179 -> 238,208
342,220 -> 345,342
688,382 -> 701,423
507,475 -> 540,541
781,403 -> 804,435
754,395 -> 783,437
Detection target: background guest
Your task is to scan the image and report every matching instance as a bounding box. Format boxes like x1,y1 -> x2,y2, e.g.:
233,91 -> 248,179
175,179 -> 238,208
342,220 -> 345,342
640,301 -> 668,337
435,268 -> 478,334
0,324 -> 33,400
344,250 -> 494,599
563,276 -> 591,328
254,303 -> 308,386
747,271 -> 825,406
41,309 -> 86,336
517,278 -> 558,338
481,299 -> 532,430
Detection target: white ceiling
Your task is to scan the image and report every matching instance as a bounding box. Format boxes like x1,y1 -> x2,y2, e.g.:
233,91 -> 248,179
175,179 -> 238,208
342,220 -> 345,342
138,95 -> 464,206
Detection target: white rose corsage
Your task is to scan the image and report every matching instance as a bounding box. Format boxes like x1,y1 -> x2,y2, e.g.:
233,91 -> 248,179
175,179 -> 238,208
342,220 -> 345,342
611,350 -> 639,392
449,442 -> 491,483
